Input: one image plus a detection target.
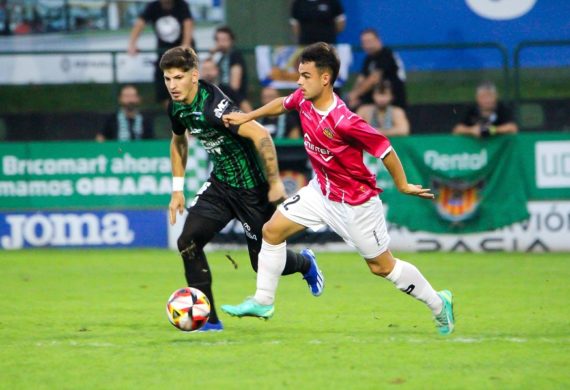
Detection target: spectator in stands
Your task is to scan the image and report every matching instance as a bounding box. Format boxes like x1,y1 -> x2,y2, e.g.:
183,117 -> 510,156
290,0 -> 346,44
453,81 -> 518,137
348,28 -> 407,110
210,26 -> 250,110
96,85 -> 154,142
0,0 -> 10,36
257,87 -> 301,139
127,0 -> 194,108
357,80 -> 410,137
200,57 -> 252,112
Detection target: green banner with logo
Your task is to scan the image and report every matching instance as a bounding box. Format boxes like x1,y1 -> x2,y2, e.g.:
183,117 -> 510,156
367,135 -> 532,233
0,140 -> 209,210
1,133 -> 568,236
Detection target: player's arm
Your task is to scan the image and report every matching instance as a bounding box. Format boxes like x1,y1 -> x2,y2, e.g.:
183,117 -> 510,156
223,97 -> 286,127
169,132 -> 188,225
238,120 -> 287,204
128,18 -> 145,56
382,150 -> 434,199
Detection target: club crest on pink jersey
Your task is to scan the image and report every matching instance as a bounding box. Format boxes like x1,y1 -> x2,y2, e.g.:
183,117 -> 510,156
323,127 -> 335,139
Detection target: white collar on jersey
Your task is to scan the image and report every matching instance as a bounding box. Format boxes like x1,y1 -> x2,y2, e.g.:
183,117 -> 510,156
313,94 -> 338,116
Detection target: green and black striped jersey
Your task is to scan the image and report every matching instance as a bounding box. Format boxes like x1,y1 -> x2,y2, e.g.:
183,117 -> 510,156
168,80 -> 266,189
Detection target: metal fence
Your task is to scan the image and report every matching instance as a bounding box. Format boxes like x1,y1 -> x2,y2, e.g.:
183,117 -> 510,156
1,40 -> 569,131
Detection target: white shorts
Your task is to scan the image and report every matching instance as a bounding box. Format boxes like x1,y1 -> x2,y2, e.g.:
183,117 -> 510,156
278,179 -> 390,259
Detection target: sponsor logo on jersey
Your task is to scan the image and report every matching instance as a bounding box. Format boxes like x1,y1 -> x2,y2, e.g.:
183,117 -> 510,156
432,178 -> 484,223
304,133 -> 333,162
214,98 -> 229,118
323,127 -> 335,139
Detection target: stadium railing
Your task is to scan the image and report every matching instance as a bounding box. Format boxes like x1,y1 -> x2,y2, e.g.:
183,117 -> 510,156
0,41 -> 510,96
385,42 -> 510,101
513,39 -> 570,123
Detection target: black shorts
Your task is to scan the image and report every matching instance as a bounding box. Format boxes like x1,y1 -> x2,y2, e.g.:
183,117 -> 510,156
186,175 -> 274,262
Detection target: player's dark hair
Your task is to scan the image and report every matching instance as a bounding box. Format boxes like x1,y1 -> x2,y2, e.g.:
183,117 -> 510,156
215,25 -> 235,41
299,42 -> 340,85
360,28 -> 380,38
159,46 -> 199,72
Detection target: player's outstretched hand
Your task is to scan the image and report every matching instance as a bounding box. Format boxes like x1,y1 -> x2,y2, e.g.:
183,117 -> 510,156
400,183 -> 435,199
169,191 -> 186,225
268,180 -> 287,206
223,112 -> 251,127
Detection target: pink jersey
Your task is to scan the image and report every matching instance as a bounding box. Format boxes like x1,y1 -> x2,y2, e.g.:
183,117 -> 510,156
283,88 -> 392,205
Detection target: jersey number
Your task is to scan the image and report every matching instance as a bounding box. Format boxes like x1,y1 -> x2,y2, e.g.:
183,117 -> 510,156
282,195 -> 301,211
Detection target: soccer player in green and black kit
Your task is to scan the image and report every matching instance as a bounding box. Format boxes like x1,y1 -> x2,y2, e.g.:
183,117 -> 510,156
160,47 -> 324,331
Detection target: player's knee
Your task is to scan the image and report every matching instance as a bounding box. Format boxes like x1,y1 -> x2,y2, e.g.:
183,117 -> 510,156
261,222 -> 282,244
368,262 -> 393,278
177,230 -> 202,253
179,239 -> 198,261
177,234 -> 190,253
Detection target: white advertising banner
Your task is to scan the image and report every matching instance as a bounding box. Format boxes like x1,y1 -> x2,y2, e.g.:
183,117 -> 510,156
0,52 -> 156,84
386,201 -> 570,252
535,141 -> 570,189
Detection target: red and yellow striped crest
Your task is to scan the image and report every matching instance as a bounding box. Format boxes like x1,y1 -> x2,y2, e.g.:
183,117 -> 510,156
433,179 -> 484,222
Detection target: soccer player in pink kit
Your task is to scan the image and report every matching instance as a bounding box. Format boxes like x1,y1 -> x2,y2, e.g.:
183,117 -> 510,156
221,43 -> 455,335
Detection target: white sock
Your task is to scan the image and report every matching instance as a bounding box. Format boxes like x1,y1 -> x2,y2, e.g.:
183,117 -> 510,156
254,240 -> 287,305
386,258 -> 443,315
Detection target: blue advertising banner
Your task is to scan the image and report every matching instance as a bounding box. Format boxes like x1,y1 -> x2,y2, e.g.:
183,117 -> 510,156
341,0 -> 570,70
0,210 -> 168,249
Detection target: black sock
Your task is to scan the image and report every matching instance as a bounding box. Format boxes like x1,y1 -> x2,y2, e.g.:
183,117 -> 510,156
181,244 -> 219,324
195,283 -> 219,324
282,249 -> 311,275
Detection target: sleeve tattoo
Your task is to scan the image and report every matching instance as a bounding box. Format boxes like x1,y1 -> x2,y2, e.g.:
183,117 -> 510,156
258,136 -> 279,183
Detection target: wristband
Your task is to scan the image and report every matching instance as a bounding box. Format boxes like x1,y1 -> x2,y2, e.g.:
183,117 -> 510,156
172,177 -> 185,192
489,125 -> 497,135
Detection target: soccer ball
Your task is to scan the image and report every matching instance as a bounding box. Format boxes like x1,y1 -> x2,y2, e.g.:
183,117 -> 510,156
166,287 -> 210,332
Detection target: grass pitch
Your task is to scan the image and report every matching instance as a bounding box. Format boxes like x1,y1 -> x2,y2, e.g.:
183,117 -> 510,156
1,249 -> 568,389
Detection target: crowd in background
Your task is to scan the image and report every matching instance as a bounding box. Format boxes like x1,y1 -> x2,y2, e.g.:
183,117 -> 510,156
0,0 -> 520,142
101,0 -> 517,143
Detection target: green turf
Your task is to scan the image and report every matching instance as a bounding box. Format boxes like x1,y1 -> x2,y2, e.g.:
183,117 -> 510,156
1,250 -> 568,389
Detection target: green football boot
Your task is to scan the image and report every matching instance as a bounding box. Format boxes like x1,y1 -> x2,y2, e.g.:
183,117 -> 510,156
221,298 -> 275,319
434,290 -> 455,335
